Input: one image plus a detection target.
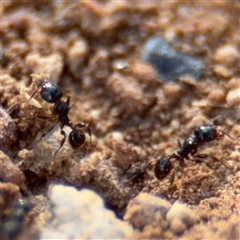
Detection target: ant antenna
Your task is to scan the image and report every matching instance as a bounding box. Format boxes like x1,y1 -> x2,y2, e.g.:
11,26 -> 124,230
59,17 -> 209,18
7,87 -> 40,114
217,130 -> 237,140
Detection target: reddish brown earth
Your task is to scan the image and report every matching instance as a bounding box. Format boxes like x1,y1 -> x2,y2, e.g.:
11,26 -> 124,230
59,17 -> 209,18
1,1 -> 239,239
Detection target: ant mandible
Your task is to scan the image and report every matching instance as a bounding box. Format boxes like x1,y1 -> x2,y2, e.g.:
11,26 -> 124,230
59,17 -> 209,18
7,76 -> 91,158
154,121 -> 236,182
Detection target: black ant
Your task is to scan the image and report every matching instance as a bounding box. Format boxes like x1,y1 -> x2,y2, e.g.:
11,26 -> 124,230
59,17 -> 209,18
154,122 -> 236,183
1,198 -> 34,239
7,77 -> 91,158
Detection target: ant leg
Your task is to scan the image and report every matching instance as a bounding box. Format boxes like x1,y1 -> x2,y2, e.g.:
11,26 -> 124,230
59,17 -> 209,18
217,130 -> 237,140
38,123 -> 57,142
189,154 -> 222,178
191,154 -> 215,170
168,165 -> 182,197
168,171 -> 175,198
126,160 -> 155,182
177,139 -> 182,149
7,88 -> 40,114
195,153 -> 231,169
170,170 -> 175,187
53,127 -> 66,160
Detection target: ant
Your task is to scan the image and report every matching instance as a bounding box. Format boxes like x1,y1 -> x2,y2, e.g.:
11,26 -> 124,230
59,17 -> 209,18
7,76 -> 91,158
1,198 -> 34,239
154,121 -> 236,183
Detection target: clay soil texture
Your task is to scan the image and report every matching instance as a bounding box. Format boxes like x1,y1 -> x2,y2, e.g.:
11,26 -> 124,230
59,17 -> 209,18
1,1 -> 240,239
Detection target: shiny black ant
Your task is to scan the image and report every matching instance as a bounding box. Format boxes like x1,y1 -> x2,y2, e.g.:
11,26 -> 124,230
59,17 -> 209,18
1,198 -> 34,239
154,122 -> 236,183
7,77 -> 91,157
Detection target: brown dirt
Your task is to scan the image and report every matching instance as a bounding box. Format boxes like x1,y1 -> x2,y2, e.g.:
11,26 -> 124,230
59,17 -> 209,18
1,1 -> 239,239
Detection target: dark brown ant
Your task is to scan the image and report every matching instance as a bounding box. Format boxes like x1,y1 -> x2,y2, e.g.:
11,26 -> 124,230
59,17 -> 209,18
7,77 -> 91,157
154,122 -> 236,182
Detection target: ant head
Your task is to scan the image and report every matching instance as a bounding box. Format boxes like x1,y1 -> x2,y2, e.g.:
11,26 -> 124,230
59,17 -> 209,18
69,124 -> 86,149
40,80 -> 63,103
194,125 -> 217,142
154,156 -> 172,180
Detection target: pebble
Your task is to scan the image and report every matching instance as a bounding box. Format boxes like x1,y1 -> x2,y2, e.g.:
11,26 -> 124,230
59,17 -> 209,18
0,106 -> 17,154
142,36 -> 204,81
226,88 -> 240,106
166,202 -> 198,228
214,44 -> 239,65
0,151 -> 25,188
170,219 -> 186,235
40,185 -> 133,239
67,39 -> 89,77
207,88 -> 225,103
25,52 -> 63,83
124,193 -> 172,229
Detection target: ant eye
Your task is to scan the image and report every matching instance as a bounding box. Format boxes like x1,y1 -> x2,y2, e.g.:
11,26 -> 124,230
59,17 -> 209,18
40,83 -> 63,103
69,128 -> 85,149
154,157 -> 172,180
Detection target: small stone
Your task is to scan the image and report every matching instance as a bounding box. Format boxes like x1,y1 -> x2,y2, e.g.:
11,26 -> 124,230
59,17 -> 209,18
0,151 -> 25,188
25,52 -> 63,83
170,219 -> 186,235
213,64 -> 233,78
67,39 -> 89,77
226,88 -> 240,106
228,78 -> 240,89
124,193 -> 172,229
0,182 -> 21,210
214,44 -> 239,66
107,72 -> 155,114
104,131 -> 146,170
40,185 -> 133,239
0,106 -> 18,154
166,202 -> 198,228
142,36 -> 204,81
207,88 -> 225,103
163,82 -> 182,100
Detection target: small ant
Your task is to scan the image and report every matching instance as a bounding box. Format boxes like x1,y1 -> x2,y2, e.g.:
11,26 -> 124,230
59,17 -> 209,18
7,77 -> 91,157
154,121 -> 236,182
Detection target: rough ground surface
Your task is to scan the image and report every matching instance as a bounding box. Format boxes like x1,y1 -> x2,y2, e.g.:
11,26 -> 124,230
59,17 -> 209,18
1,1 -> 239,239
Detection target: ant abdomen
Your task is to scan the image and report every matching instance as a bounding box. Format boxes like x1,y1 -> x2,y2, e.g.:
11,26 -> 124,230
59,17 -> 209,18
154,156 -> 172,180
69,127 -> 85,149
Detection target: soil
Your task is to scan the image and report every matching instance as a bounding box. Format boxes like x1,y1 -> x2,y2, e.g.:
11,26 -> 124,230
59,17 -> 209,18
1,1 -> 239,239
